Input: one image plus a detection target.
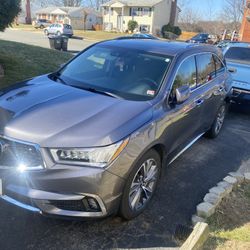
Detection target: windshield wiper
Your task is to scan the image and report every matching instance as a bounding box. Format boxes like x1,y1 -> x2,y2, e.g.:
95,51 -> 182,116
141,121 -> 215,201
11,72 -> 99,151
73,86 -> 122,99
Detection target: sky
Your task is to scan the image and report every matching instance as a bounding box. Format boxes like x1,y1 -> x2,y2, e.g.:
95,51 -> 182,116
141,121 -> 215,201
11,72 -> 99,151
181,0 -> 225,20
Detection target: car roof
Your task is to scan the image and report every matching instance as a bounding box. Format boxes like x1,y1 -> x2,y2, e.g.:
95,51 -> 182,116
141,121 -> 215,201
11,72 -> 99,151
97,39 -> 220,57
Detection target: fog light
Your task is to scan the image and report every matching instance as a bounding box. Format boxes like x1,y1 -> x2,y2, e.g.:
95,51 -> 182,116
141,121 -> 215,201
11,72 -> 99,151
87,198 -> 99,210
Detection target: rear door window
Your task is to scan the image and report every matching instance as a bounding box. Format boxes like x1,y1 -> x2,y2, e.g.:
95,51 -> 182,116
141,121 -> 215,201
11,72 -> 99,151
196,53 -> 216,86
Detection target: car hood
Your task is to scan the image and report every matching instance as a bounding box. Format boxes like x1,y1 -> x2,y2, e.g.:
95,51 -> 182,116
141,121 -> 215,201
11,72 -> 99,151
0,75 -> 153,147
227,61 -> 250,91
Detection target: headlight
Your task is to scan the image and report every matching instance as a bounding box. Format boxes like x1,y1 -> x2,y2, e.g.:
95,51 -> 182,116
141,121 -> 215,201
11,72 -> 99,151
50,138 -> 129,168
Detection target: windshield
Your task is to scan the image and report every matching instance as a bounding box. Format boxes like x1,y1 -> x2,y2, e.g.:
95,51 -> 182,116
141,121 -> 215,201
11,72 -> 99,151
58,45 -> 172,101
225,47 -> 250,64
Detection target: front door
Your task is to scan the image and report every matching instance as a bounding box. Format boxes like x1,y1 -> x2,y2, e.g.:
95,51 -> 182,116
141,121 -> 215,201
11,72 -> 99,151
117,15 -> 122,31
162,55 -> 204,158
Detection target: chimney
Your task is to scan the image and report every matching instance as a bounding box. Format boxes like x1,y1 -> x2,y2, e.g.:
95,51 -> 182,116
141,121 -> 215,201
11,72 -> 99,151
169,0 -> 177,26
25,0 -> 32,24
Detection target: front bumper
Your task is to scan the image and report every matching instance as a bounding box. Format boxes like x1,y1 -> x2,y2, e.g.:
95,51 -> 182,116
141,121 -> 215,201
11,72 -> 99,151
0,164 -> 125,218
230,87 -> 250,105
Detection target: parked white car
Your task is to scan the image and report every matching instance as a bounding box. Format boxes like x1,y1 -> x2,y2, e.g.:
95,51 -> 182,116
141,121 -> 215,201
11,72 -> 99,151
44,24 -> 74,37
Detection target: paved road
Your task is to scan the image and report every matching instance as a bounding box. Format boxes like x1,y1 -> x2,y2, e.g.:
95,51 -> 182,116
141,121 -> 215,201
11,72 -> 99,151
0,29 -> 94,53
0,107 -> 249,250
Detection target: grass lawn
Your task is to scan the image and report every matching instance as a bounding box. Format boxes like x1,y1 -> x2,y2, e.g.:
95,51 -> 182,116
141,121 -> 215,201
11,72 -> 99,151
0,40 -> 73,89
203,182 -> 250,250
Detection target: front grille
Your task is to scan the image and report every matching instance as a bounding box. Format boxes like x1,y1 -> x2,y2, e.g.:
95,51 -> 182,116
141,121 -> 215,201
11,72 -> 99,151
0,137 -> 43,168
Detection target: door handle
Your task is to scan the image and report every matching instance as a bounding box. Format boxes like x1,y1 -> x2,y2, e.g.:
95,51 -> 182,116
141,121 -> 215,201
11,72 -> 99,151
218,86 -> 225,92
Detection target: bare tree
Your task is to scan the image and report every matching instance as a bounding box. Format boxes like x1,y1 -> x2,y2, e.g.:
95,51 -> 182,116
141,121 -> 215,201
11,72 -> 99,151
220,0 -> 246,31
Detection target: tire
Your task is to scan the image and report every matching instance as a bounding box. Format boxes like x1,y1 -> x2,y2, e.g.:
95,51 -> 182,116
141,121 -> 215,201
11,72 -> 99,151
44,30 -> 49,36
119,149 -> 161,220
205,103 -> 227,139
40,25 -> 44,29
56,31 -> 61,36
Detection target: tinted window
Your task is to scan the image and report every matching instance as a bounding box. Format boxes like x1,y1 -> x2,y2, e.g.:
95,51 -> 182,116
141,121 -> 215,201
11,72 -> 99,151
213,55 -> 225,75
196,53 -> 216,85
59,46 -> 172,101
225,47 -> 250,64
172,56 -> 197,93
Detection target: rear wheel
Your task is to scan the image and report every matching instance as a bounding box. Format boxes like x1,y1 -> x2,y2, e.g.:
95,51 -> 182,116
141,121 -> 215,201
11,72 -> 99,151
206,104 -> 226,138
44,29 -> 49,36
119,149 -> 161,220
40,25 -> 44,29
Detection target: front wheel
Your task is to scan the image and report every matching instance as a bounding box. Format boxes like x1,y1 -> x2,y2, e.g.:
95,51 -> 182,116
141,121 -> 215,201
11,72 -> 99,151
44,29 -> 49,36
206,104 -> 226,138
119,149 -> 161,220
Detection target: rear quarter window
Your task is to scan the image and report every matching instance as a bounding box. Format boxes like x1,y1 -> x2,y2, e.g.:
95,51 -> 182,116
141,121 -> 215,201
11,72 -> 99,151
213,54 -> 225,75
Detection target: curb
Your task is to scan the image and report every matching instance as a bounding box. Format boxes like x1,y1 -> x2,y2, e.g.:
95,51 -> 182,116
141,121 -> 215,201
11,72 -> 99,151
193,171 -> 250,225
180,222 -> 209,250
181,171 -> 250,250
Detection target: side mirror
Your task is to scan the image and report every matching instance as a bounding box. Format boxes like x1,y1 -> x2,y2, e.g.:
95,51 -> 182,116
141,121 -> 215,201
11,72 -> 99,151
176,85 -> 191,104
228,67 -> 237,73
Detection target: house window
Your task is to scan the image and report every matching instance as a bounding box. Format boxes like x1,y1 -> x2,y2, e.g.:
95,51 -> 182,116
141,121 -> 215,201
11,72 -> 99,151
131,7 -> 143,16
104,7 -> 108,15
58,15 -> 64,21
142,8 -> 151,16
139,25 -> 150,33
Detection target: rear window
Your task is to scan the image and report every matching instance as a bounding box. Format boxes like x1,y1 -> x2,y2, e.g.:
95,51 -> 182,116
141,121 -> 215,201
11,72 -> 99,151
63,24 -> 72,29
225,47 -> 250,64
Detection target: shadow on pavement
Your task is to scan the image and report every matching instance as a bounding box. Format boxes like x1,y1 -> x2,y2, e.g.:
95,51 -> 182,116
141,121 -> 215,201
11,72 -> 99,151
71,36 -> 83,40
0,108 -> 249,250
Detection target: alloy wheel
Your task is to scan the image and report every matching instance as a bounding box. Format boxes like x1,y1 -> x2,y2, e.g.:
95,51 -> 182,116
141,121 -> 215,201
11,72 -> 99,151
129,158 -> 159,211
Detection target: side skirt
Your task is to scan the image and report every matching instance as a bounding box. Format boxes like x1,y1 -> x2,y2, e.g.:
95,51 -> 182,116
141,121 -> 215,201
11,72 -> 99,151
168,133 -> 205,165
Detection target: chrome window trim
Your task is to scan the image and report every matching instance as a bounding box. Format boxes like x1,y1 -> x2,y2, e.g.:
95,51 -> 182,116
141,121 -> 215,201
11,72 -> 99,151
0,135 -> 46,170
167,51 -> 226,104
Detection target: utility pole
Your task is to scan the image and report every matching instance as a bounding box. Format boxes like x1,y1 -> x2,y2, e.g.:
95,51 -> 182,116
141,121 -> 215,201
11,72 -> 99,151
25,0 -> 32,24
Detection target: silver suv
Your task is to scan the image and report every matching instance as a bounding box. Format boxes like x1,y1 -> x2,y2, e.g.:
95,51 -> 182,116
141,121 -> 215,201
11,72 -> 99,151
0,40 -> 232,220
33,19 -> 51,29
44,23 -> 73,37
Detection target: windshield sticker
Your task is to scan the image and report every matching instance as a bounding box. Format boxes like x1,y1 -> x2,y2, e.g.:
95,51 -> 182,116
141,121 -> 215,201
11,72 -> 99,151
147,90 -> 156,96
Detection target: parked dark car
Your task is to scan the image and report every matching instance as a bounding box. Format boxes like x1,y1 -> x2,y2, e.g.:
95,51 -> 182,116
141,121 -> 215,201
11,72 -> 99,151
116,33 -> 159,40
187,33 -> 211,44
33,19 -> 51,29
223,42 -> 250,105
0,40 -> 232,220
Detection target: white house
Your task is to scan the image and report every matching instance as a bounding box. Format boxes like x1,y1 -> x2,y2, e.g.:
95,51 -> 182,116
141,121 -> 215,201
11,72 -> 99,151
102,0 -> 180,34
35,7 -> 102,30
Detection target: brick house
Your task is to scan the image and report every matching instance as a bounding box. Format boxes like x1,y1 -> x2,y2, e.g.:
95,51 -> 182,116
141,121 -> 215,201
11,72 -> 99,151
240,0 -> 250,42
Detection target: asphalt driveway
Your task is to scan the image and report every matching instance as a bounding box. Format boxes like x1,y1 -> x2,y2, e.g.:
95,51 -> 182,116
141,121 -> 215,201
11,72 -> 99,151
0,107 -> 249,250
0,29 -> 94,53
